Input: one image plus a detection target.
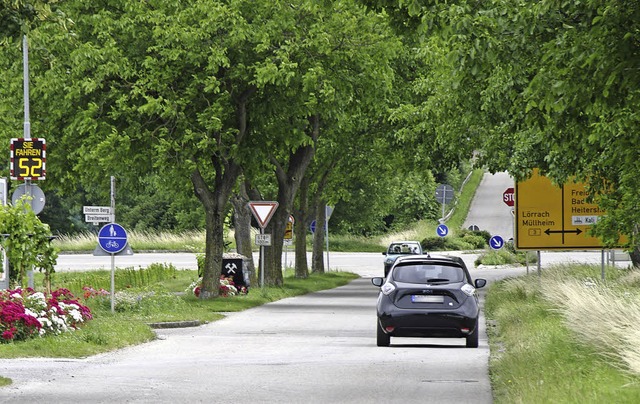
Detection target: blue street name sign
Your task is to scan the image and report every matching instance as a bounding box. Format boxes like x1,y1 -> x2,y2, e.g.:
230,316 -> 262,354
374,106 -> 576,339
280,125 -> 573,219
436,224 -> 449,237
98,223 -> 128,254
490,235 -> 505,250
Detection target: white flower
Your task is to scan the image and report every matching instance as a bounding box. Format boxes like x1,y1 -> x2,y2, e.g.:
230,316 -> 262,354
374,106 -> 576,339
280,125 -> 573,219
68,309 -> 84,323
29,292 -> 46,302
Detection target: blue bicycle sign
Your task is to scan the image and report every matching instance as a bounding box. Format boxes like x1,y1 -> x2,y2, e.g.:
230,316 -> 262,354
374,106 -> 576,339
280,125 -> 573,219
98,223 -> 128,254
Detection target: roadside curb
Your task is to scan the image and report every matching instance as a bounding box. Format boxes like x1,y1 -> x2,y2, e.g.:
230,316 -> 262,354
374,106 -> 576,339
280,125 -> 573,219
148,320 -> 202,329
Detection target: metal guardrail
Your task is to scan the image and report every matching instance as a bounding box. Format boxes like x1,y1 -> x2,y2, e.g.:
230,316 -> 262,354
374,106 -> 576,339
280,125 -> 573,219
441,170 -> 474,223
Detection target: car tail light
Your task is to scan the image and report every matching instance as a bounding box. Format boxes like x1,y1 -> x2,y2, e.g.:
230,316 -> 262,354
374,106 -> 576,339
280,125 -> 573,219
380,282 -> 396,296
461,284 -> 476,296
385,326 -> 395,332
460,328 -> 470,334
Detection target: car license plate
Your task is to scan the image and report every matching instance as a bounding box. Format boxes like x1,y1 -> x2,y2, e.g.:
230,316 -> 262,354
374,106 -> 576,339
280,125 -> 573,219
412,295 -> 443,303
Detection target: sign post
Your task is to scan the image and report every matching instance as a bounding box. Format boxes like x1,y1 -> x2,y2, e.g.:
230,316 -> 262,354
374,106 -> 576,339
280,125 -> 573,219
284,215 -> 294,268
435,184 -> 454,221
248,201 -> 279,287
98,222 -> 128,312
92,177 -> 132,312
325,206 -> 333,271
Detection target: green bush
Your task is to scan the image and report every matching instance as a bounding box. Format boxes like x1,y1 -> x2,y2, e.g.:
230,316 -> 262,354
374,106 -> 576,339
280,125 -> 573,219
459,233 -> 487,249
458,228 -> 492,244
445,237 -> 477,250
421,236 -> 476,251
475,248 -> 538,266
421,236 -> 447,251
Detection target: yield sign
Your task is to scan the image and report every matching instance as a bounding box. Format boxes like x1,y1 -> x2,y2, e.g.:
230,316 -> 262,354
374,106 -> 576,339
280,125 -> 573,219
248,201 -> 279,229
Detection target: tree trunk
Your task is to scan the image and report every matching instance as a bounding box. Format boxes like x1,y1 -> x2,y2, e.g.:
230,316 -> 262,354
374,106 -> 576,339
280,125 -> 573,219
192,168 -> 230,299
200,205 -> 225,299
264,115 -> 320,285
230,182 -> 256,285
293,176 -> 310,278
190,87 -> 254,298
264,202 -> 288,287
631,247 -> 640,268
312,199 -> 327,273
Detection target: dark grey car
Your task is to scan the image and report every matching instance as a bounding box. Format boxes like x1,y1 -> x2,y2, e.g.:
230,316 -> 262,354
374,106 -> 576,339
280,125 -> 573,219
372,254 -> 487,348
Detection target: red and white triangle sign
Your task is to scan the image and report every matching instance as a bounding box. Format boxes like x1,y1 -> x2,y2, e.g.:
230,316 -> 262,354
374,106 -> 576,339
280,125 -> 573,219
248,201 -> 279,229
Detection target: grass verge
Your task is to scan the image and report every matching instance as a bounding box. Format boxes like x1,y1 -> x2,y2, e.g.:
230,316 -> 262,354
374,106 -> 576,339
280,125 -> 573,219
446,168 -> 485,231
0,270 -> 358,361
486,264 -> 640,403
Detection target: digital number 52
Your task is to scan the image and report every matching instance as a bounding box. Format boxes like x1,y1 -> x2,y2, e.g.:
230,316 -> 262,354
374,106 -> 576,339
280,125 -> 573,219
18,157 -> 43,178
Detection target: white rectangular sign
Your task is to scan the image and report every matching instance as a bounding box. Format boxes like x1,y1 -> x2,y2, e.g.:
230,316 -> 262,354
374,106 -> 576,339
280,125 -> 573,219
83,206 -> 112,214
85,214 -> 113,223
0,178 -> 6,205
255,234 -> 272,246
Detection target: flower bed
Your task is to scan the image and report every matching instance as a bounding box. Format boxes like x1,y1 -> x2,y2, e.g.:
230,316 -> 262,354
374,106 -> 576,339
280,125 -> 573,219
187,275 -> 248,298
0,288 -> 93,343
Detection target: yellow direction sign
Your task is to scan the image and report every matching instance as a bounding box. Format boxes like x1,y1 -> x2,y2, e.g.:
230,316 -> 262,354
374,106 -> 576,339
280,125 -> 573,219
284,215 -> 294,240
515,170 -> 623,250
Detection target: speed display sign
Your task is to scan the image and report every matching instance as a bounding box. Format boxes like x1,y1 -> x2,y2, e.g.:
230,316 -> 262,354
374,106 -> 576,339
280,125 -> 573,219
10,138 -> 46,180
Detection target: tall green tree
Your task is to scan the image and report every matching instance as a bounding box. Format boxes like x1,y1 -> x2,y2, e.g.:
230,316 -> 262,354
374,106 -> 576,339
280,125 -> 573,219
5,0 -> 316,297
241,0 -> 400,284
363,0 -> 640,254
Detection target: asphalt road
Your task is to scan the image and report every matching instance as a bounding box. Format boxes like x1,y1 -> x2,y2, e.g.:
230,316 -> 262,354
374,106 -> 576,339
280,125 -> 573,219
463,171 -> 514,241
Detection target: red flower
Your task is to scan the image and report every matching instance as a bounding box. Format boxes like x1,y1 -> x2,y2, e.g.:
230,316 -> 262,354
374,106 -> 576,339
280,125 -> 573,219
2,327 -> 16,340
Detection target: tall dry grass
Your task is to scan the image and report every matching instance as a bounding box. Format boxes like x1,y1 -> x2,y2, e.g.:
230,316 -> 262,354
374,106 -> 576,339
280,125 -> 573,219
538,268 -> 640,375
54,229 -> 207,252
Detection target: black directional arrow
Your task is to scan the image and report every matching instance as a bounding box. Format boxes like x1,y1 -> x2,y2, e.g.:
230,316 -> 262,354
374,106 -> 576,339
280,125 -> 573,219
544,228 -> 582,236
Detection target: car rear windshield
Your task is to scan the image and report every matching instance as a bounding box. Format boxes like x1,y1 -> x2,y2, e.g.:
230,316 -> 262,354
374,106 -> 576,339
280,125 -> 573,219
392,263 -> 464,283
388,243 -> 420,254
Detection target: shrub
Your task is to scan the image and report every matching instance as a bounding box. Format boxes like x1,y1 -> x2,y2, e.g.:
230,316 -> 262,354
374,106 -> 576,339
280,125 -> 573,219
421,236 -> 475,251
458,233 -> 487,249
458,229 -> 492,245
475,248 -> 538,266
421,237 -> 447,251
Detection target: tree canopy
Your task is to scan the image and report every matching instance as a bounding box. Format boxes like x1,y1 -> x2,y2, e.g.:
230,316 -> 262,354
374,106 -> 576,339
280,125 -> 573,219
364,0 -> 640,248
2,0 -> 638,276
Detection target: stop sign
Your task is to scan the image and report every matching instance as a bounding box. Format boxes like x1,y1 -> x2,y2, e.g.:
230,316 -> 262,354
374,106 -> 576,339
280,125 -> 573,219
503,187 -> 515,207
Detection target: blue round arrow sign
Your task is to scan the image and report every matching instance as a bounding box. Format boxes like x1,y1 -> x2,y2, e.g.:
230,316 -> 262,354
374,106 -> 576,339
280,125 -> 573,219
98,223 -> 128,254
436,224 -> 449,237
490,235 -> 505,250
